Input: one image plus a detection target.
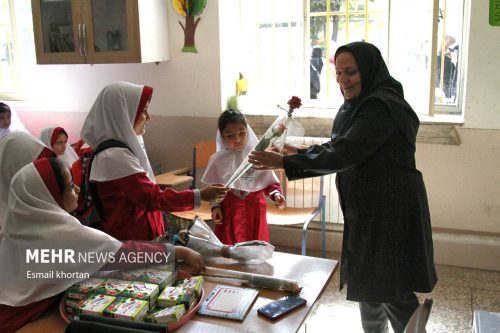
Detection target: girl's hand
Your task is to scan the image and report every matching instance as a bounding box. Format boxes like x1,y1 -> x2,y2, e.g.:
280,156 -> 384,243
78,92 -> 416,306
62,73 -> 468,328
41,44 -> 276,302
175,246 -> 205,274
212,207 -> 223,224
200,184 -> 228,202
272,193 -> 287,209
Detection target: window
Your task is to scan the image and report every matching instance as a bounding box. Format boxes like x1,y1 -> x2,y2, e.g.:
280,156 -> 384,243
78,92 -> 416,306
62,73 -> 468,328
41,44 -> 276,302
234,0 -> 305,112
0,0 -> 35,100
434,0 -> 465,114
228,0 -> 467,117
308,0 -> 389,110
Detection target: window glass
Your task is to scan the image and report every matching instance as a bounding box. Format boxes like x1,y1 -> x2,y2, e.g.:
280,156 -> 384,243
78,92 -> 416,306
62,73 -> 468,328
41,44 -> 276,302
331,0 -> 347,12
91,0 -> 128,52
388,0 -> 435,115
0,0 -> 16,94
240,0 -> 304,107
308,0 -> 389,109
350,0 -> 366,11
0,0 -> 35,99
40,0 -> 74,53
234,0 -> 466,116
310,0 -> 326,13
310,15 -> 327,101
435,0 -> 464,112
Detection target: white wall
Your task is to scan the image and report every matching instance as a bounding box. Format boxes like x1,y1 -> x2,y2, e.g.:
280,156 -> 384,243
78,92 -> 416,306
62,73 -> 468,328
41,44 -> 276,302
417,129 -> 500,234
218,0 -> 243,108
414,1 -> 500,235
462,1 -> 500,129
17,0 -> 222,119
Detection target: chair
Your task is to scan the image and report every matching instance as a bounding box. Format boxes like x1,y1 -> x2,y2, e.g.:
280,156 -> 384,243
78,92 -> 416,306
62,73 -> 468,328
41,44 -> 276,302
403,298 -> 433,333
166,141 -> 216,224
188,141 -> 216,189
169,140 -> 327,259
155,140 -> 215,189
266,172 -> 327,257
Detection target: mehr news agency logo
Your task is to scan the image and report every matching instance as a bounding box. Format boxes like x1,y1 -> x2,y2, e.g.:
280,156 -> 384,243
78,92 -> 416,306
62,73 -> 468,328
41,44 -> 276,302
24,248 -> 170,280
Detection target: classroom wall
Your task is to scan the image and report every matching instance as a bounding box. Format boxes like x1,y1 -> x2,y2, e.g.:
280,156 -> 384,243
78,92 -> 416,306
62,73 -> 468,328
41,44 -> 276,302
416,2 -> 500,235
12,1 -> 500,269
462,1 -> 500,130
15,0 -> 222,136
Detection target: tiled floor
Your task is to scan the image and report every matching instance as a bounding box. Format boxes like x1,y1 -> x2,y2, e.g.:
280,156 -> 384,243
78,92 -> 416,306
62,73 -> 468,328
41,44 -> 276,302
276,246 -> 500,333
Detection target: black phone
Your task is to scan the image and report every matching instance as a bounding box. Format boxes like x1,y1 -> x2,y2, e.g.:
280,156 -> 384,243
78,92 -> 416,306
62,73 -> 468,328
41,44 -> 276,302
257,295 -> 307,320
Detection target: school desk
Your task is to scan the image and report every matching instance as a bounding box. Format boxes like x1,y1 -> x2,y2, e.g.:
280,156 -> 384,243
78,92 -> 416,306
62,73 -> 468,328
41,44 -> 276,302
18,252 -> 338,333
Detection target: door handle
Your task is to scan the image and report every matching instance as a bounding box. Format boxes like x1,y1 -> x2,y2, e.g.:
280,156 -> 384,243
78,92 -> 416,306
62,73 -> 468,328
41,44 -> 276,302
77,24 -> 83,56
82,23 -> 87,57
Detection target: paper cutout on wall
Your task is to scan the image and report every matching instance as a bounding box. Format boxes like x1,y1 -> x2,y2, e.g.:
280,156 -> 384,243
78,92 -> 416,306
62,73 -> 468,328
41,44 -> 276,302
236,73 -> 248,96
172,0 -> 207,53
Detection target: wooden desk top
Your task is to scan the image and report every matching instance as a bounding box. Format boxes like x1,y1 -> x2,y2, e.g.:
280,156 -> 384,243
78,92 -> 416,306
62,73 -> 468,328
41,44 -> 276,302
195,252 -> 338,333
266,205 -> 318,225
155,173 -> 193,187
168,201 -> 213,221
18,252 -> 338,333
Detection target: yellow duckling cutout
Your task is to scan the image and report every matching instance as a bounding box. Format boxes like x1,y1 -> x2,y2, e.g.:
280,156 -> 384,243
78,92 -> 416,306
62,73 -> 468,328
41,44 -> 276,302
236,72 -> 248,96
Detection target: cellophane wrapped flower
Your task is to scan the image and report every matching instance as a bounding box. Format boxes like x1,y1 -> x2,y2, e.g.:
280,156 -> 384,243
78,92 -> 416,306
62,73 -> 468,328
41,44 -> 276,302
205,267 -> 302,294
177,217 -> 275,265
225,96 -> 304,188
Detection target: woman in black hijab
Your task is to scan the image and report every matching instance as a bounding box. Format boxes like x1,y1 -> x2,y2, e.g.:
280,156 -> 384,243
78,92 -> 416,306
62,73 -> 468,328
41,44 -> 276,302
249,42 -> 437,333
310,46 -> 324,99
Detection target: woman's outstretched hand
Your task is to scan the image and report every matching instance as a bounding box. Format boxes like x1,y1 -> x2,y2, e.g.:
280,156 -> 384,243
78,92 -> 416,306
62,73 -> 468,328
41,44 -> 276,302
271,144 -> 298,156
249,150 -> 284,170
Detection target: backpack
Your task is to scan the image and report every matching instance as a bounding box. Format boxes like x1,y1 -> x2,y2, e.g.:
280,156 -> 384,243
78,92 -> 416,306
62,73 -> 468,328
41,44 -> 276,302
72,139 -> 132,229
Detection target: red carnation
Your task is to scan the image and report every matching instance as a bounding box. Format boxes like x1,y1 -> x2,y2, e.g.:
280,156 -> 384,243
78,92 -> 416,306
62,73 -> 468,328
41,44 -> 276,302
287,96 -> 302,111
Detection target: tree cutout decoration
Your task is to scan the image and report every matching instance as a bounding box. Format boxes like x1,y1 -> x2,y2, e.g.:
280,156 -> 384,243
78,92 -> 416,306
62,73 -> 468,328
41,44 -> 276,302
172,0 -> 207,53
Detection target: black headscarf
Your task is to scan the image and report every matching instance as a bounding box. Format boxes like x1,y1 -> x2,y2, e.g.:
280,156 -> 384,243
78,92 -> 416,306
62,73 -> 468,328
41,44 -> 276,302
334,42 -> 419,146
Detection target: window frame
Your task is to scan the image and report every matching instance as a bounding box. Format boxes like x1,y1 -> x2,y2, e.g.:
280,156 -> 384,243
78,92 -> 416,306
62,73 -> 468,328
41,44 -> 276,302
233,0 -> 468,120
0,0 -> 34,101
306,0 -> 390,109
431,0 -> 469,116
0,0 -> 18,100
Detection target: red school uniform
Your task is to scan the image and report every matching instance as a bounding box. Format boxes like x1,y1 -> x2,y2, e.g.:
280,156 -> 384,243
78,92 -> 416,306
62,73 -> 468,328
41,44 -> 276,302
96,171 -> 195,241
215,183 -> 282,245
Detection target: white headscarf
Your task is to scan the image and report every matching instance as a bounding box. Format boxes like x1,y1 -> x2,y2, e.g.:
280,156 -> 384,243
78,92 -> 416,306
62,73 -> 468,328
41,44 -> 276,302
0,132 -> 52,228
80,82 -> 155,182
39,126 -> 79,169
0,105 -> 29,139
202,123 -> 279,192
0,160 -> 121,306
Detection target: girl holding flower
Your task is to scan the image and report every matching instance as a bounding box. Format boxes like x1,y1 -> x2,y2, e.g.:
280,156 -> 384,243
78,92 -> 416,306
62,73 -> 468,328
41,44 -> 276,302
80,82 -> 227,241
202,109 -> 286,245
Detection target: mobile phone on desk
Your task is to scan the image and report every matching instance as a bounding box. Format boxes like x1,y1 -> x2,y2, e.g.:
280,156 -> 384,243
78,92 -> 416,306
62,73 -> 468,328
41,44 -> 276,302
257,295 -> 307,320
